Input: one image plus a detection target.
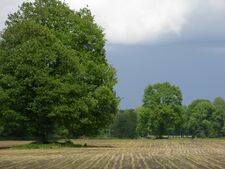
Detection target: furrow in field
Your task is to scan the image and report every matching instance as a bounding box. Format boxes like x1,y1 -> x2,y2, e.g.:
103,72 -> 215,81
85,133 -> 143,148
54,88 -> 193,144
120,153 -> 133,169
103,153 -> 116,169
35,159 -> 52,169
38,155 -> 65,168
163,156 -> 181,169
145,154 -> 163,169
118,153 -> 124,169
19,156 -> 54,169
20,159 -> 41,169
69,154 -> 90,169
130,153 -> 136,169
88,153 -> 107,169
185,156 -> 211,169
133,153 -> 148,169
139,153 -> 151,169
45,153 -> 85,169
90,153 -> 110,169
149,157 -> 166,169
112,153 -> 121,169
60,156 -> 84,169
47,156 -> 75,169
192,155 -> 225,169
169,156 -> 196,169
153,156 -> 171,169
75,153 -> 102,169
0,157 -> 39,169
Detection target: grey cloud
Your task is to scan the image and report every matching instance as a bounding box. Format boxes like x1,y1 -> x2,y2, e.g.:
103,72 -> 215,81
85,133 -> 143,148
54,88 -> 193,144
1,0 -> 225,45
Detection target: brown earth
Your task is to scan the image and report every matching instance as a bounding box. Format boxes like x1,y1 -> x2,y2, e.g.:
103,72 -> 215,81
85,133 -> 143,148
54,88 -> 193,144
0,139 -> 224,169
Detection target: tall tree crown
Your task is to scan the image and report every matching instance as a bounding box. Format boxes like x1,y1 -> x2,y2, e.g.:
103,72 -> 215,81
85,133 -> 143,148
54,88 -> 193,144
0,0 -> 118,142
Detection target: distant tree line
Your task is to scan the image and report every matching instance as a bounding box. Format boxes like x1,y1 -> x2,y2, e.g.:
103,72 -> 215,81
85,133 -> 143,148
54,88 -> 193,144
110,82 -> 225,139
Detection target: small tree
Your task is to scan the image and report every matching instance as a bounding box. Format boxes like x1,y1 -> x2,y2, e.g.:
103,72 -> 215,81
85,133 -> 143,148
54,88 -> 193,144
141,82 -> 183,138
212,97 -> 225,137
187,100 -> 215,138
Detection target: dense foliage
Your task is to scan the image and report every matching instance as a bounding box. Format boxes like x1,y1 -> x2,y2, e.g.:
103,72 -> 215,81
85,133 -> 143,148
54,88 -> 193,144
186,98 -> 225,138
107,93 -> 225,138
110,109 -> 137,138
0,0 -> 118,143
136,83 -> 225,138
112,83 -> 225,139
138,82 -> 183,138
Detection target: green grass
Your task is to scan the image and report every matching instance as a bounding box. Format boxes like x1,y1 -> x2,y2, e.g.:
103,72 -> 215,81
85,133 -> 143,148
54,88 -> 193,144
11,142 -> 85,149
9,137 -> 225,150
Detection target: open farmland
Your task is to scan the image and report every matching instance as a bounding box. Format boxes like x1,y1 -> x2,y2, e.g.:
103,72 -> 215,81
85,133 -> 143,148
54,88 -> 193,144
0,139 -> 225,169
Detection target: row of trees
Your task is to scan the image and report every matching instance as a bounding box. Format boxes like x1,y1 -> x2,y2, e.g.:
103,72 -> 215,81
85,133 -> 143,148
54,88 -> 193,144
185,98 -> 225,138
0,0 -> 118,143
110,83 -> 225,139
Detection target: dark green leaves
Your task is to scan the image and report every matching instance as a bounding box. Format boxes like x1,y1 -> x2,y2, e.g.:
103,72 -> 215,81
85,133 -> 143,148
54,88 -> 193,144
0,0 -> 118,142
138,82 -> 183,138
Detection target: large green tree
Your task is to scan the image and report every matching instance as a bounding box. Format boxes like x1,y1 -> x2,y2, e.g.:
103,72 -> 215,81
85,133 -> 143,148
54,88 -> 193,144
0,0 -> 118,143
140,82 -> 183,138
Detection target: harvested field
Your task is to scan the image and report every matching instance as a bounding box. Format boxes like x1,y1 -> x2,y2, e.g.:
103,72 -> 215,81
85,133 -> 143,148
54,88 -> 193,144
0,139 -> 225,169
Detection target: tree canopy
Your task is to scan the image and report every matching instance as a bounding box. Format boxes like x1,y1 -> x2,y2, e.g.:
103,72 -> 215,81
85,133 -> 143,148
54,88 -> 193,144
186,98 -> 225,138
0,0 -> 118,143
138,82 -> 183,138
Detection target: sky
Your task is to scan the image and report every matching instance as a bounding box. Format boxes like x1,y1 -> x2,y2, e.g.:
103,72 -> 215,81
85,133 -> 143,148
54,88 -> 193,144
0,0 -> 225,109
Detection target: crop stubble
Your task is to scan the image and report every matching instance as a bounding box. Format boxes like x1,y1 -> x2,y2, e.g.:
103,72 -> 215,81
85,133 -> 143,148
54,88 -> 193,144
0,139 -> 224,169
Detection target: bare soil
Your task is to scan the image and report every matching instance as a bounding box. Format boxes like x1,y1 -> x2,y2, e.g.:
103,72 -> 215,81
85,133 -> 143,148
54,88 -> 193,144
0,139 -> 224,169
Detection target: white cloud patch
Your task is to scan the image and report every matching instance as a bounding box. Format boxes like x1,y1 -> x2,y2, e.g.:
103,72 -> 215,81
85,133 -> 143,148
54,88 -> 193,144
68,0 -> 191,44
0,0 -> 225,44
